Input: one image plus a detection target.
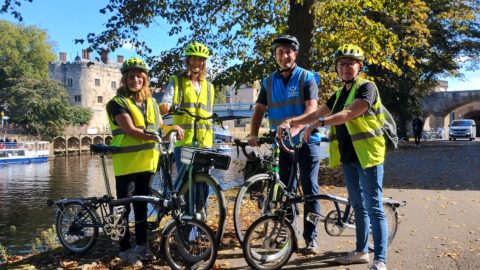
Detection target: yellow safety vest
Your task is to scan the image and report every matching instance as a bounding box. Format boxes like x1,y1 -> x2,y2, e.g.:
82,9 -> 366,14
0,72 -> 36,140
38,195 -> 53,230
171,74 -> 214,148
108,96 -> 161,176
329,78 -> 386,169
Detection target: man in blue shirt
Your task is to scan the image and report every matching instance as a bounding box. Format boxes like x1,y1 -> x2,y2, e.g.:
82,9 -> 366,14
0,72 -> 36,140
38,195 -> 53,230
248,34 -> 322,254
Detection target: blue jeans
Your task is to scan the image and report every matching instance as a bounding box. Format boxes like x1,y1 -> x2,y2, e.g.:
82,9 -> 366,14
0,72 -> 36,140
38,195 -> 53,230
342,162 -> 387,262
279,142 -> 321,243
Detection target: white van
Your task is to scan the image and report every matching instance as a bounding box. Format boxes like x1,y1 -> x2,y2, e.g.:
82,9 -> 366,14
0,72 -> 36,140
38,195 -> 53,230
448,119 -> 476,141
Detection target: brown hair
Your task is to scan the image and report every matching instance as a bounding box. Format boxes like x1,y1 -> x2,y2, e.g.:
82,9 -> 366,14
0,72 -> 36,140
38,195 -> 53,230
116,70 -> 152,102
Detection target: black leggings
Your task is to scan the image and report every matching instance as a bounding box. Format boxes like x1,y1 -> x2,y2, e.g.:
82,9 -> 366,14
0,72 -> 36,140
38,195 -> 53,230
116,171 -> 153,251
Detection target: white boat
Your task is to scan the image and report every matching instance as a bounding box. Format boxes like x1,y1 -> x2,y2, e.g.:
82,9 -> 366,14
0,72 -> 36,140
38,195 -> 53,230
214,143 -> 231,152
0,141 -> 50,164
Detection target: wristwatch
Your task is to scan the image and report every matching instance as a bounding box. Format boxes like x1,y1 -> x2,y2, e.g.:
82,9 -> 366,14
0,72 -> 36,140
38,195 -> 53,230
319,117 -> 325,127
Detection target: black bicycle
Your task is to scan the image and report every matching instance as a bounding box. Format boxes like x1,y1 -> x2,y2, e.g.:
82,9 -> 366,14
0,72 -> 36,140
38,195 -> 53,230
47,131 -> 218,270
241,129 -> 406,270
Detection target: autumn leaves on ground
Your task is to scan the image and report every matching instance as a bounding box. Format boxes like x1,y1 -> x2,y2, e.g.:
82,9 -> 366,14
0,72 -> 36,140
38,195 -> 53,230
4,140 -> 480,269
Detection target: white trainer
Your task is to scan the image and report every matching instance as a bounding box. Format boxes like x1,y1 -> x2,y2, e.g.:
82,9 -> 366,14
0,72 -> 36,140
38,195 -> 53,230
369,260 -> 387,270
334,251 -> 370,265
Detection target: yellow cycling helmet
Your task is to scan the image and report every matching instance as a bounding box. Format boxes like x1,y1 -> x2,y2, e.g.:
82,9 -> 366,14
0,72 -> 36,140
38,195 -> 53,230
334,44 -> 365,63
185,42 -> 210,59
121,57 -> 148,74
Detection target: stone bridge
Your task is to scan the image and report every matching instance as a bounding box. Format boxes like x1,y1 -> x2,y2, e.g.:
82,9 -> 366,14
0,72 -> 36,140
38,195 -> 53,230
420,90 -> 480,135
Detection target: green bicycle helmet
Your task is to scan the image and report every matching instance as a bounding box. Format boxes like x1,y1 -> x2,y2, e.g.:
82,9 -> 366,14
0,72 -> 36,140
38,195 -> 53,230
334,44 -> 365,63
185,42 -> 210,59
120,58 -> 148,74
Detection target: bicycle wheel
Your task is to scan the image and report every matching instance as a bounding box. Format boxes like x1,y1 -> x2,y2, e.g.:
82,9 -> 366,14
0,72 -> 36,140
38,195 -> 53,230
367,204 -> 399,251
243,215 -> 295,270
56,202 -> 98,254
162,218 -> 218,270
179,172 -> 226,242
324,210 -> 354,236
234,174 -> 290,243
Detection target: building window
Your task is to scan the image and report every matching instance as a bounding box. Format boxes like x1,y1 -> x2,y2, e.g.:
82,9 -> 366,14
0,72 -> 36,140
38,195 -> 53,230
95,79 -> 101,86
67,78 -> 73,87
74,95 -> 81,102
97,96 -> 103,104
111,81 -> 117,89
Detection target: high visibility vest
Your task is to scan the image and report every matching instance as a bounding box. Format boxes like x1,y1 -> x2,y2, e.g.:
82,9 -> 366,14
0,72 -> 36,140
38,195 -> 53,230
108,96 -> 161,176
329,78 -> 386,169
264,67 -> 320,143
171,75 -> 214,148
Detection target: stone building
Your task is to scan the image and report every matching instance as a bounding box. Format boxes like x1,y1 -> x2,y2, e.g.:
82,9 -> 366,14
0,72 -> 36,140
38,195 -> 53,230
48,50 -> 123,134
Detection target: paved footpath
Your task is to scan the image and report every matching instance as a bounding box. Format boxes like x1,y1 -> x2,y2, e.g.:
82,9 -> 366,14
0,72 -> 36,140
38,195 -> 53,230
216,140 -> 480,270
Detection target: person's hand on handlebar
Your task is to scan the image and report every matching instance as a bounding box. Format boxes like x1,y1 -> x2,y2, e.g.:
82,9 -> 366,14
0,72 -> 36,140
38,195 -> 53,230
277,120 -> 291,140
247,135 -> 258,147
171,125 -> 185,140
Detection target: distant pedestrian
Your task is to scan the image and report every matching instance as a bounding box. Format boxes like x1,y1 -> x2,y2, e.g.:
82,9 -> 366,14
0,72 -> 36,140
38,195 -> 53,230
412,116 -> 423,147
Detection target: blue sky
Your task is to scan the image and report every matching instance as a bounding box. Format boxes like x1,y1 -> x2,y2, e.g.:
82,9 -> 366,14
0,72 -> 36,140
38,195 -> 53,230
0,0 -> 479,91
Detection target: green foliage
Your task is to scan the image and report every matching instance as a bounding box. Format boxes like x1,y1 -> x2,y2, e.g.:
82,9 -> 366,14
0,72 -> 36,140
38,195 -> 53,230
0,243 -> 7,262
0,20 -> 55,89
0,79 -> 92,140
31,225 -> 59,253
3,0 -> 480,135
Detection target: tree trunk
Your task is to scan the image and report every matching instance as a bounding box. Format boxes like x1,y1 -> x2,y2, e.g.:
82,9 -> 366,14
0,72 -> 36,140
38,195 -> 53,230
287,0 -> 315,69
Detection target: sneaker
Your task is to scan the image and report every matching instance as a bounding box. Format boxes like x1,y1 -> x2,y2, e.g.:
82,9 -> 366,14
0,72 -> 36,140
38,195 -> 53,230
369,260 -> 387,270
334,251 -> 370,265
303,240 -> 320,255
118,249 -> 141,265
132,244 -> 156,261
118,249 -> 132,262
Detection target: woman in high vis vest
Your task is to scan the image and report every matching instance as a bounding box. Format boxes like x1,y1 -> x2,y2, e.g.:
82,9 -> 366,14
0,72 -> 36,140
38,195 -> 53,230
106,57 -> 161,264
279,45 -> 388,270
159,42 -> 214,171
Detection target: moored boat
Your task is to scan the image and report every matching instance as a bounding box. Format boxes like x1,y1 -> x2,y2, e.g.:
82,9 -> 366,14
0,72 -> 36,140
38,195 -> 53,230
214,143 -> 231,152
0,141 -> 50,164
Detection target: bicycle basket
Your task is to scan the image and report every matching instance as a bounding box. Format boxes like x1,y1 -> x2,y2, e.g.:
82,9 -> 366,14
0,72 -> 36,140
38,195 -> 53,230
180,147 -> 231,170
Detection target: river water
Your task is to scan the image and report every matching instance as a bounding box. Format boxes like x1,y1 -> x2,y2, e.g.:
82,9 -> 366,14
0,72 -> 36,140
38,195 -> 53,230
0,144 -> 328,255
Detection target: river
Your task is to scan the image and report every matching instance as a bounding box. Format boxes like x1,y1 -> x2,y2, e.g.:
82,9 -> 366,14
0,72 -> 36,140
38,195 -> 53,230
0,143 -> 328,255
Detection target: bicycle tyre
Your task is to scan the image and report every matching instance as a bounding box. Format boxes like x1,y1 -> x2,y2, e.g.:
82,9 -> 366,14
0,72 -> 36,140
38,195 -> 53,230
162,218 -> 218,270
243,215 -> 295,270
178,173 -> 226,242
55,202 -> 99,254
234,174 -> 290,243
324,210 -> 350,236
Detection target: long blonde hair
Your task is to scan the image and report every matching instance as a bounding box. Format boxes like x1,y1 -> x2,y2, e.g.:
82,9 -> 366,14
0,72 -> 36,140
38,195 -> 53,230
116,70 -> 152,102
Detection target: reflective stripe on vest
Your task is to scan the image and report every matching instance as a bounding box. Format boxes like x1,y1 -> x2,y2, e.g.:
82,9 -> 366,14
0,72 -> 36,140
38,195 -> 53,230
110,97 -> 161,136
329,78 -> 386,169
171,75 -> 214,148
108,96 -> 161,176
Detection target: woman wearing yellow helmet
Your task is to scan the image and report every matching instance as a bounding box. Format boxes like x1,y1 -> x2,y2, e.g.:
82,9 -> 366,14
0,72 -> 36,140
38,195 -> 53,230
159,42 -> 214,170
106,57 -> 161,264
279,44 -> 389,270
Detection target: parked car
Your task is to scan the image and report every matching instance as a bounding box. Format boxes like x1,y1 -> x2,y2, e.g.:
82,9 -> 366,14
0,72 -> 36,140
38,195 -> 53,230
448,119 -> 476,141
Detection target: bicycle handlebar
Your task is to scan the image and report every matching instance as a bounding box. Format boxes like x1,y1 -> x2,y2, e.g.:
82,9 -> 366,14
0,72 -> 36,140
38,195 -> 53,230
233,130 -> 275,159
276,128 -> 303,155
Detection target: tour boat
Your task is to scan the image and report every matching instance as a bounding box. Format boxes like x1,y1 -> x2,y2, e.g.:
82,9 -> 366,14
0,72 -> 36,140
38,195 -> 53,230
214,143 -> 232,153
0,141 -> 50,164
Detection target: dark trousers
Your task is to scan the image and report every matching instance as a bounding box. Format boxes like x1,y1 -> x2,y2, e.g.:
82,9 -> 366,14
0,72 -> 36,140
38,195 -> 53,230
414,131 -> 422,145
116,171 -> 153,251
279,142 -> 321,242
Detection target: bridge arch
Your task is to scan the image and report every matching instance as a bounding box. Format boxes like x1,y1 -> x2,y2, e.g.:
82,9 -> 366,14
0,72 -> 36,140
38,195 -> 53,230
420,90 -> 480,136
